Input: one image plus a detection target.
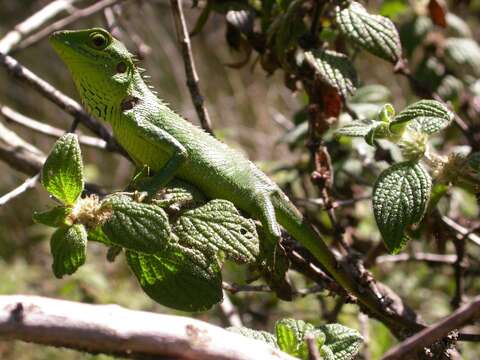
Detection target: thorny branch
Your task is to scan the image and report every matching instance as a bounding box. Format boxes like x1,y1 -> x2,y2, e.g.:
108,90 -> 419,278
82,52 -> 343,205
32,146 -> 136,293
382,296 -> 480,360
170,0 -> 214,134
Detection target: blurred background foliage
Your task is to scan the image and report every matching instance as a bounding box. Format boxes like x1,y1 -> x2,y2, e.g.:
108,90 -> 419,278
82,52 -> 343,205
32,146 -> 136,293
1,0 -> 480,359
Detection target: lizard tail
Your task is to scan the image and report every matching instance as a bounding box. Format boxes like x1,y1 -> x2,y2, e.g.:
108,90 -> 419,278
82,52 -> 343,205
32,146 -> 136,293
272,194 -> 341,277
272,194 -> 368,303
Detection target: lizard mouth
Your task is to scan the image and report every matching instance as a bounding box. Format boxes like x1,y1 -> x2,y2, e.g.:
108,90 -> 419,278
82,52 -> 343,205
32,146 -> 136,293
49,31 -> 99,63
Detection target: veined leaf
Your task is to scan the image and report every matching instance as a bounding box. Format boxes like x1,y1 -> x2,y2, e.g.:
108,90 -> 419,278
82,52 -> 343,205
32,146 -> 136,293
275,318 -> 325,358
335,119 -> 377,137
174,199 -> 260,264
350,84 -> 391,104
33,206 -> 71,227
319,323 -> 363,360
50,224 -> 87,278
445,38 -> 480,80
151,178 -> 206,208
335,2 -> 402,63
373,162 -> 431,253
228,327 -> 279,348
102,194 -> 171,254
41,133 -> 84,205
126,242 -> 222,312
304,49 -> 357,98
392,100 -> 454,135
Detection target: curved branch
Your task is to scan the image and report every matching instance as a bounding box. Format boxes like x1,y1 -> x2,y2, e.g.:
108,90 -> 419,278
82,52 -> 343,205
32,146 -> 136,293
0,295 -> 294,360
382,296 -> 480,360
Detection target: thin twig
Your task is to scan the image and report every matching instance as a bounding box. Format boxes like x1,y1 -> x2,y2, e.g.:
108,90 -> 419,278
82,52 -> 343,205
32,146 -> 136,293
0,104 -> 107,149
0,52 -> 129,158
382,296 -> 480,360
306,335 -> 321,360
0,174 -> 40,207
0,121 -> 45,175
0,295 -> 296,360
376,253 -> 457,265
0,0 -> 82,54
219,291 -> 243,327
170,0 -> 214,134
441,216 -> 480,247
452,237 -> 467,308
359,312 -> 371,360
16,0 -> 128,52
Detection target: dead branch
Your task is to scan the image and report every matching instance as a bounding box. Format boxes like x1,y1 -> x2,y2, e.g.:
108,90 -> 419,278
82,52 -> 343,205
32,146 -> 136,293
382,296 -> 480,360
0,174 -> 39,207
17,0 -> 128,52
0,295 -> 295,360
170,0 -> 214,134
0,0 -> 82,54
0,121 -> 45,175
0,104 -> 107,150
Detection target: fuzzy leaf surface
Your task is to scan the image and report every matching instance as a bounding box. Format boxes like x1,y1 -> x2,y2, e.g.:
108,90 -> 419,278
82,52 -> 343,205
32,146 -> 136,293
335,119 -> 377,137
33,206 -> 71,228
228,327 -> 279,348
126,242 -> 222,312
50,224 -> 87,278
392,100 -> 454,135
445,38 -> 480,79
174,199 -> 259,264
41,133 -> 84,205
275,318 -> 325,358
102,194 -> 171,254
304,49 -> 357,98
319,323 -> 364,360
373,162 -> 431,253
336,2 -> 402,63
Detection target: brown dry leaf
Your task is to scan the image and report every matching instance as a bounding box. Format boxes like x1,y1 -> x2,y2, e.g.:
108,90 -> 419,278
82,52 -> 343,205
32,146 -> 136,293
428,0 -> 447,28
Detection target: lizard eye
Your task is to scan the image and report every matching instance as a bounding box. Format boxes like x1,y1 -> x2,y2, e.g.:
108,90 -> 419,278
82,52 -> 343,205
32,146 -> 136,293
90,33 -> 109,50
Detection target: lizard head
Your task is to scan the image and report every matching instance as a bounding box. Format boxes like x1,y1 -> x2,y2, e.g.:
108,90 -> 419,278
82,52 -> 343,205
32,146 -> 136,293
50,28 -> 138,121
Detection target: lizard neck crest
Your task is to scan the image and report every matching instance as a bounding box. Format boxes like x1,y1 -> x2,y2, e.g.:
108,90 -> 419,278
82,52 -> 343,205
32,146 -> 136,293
49,28 -> 153,123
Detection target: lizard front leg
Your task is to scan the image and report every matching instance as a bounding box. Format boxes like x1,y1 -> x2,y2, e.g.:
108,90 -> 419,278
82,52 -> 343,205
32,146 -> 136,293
134,117 -> 188,197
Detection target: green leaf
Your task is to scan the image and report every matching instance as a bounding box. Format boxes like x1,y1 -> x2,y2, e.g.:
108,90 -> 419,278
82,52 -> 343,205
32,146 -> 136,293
102,194 -> 171,254
50,224 -> 87,278
444,38 -> 480,80
335,2 -> 402,63
392,100 -> 454,135
150,178 -> 206,208
319,323 -> 363,360
275,318 -> 325,357
33,206 -> 71,227
304,49 -> 357,98
87,226 -> 113,246
228,327 -> 279,348
174,199 -> 260,264
335,119 -> 377,137
126,242 -> 222,312
41,133 -> 84,205
364,122 -> 391,146
349,84 -> 391,104
373,162 -> 431,253
468,152 -> 480,173
377,103 -> 395,123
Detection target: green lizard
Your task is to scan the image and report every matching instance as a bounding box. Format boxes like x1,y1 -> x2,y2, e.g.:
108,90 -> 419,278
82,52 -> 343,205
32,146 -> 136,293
49,28 -> 377,310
